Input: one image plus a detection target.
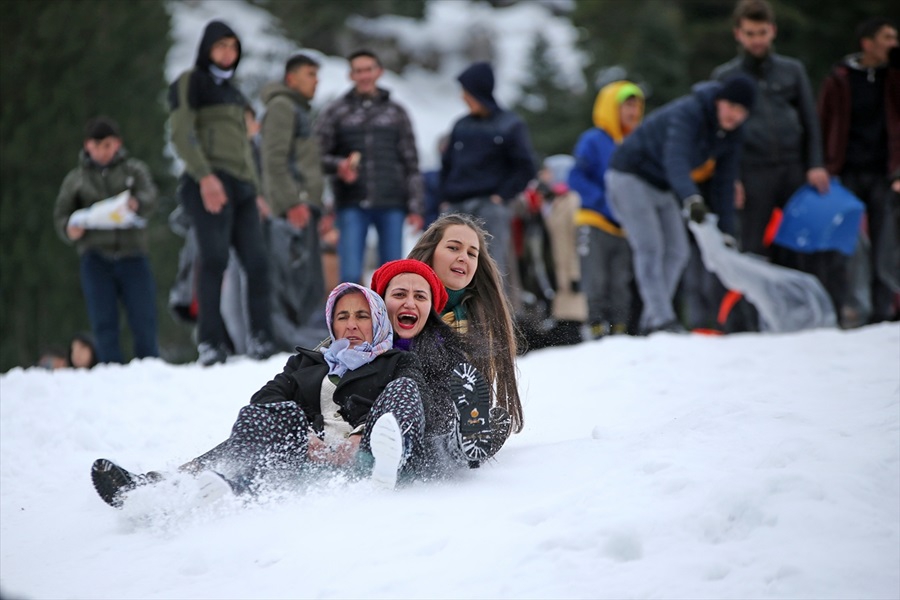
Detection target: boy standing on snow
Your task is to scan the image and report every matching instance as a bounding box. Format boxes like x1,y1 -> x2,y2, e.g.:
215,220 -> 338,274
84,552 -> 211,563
168,20 -> 276,366
54,117 -> 160,364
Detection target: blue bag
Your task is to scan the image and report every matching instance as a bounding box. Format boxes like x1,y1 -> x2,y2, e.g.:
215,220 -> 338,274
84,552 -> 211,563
773,179 -> 865,256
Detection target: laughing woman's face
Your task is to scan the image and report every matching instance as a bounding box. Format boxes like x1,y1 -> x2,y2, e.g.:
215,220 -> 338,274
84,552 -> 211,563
383,273 -> 432,339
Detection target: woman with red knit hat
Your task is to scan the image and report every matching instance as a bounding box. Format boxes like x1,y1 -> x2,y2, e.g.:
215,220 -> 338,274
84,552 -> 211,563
370,259 -> 499,469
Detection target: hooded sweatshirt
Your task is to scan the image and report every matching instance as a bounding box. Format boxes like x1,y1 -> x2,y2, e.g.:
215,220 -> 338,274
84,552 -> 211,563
568,81 -> 644,234
440,62 -> 536,203
168,20 -> 259,187
819,52 -> 900,178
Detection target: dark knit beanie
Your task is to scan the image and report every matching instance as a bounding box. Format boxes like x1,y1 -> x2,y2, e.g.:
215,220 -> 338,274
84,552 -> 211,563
457,61 -> 500,114
715,74 -> 757,110
370,259 -> 449,313
84,116 -> 121,141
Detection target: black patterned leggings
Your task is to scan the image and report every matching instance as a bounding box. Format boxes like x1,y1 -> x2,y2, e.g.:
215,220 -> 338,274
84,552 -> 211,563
188,377 -> 425,486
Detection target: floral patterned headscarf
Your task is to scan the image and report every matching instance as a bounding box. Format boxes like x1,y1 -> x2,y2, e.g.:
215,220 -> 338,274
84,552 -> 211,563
321,283 -> 393,377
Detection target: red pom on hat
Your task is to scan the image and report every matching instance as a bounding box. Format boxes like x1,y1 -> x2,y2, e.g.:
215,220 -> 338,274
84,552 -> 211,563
370,259 -> 449,313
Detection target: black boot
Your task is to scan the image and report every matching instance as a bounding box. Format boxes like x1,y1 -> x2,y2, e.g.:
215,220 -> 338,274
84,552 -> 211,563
450,362 -> 492,465
91,458 -> 162,508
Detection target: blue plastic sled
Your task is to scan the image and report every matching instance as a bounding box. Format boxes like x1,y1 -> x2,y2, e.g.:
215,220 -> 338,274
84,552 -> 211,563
773,179 -> 865,256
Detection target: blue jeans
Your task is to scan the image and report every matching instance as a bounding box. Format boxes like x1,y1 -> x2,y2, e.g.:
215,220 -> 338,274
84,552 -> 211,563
337,207 -> 406,284
79,250 -> 159,363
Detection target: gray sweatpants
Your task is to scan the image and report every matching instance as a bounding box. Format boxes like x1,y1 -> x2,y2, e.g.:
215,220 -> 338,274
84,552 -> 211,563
606,170 -> 690,331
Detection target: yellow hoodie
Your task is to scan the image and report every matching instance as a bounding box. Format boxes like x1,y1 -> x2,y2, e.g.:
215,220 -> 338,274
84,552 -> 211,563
575,81 -> 644,235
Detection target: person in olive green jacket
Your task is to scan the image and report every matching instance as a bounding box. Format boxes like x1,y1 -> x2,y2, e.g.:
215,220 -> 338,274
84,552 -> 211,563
54,116 -> 159,364
168,19 -> 275,366
260,53 -> 325,228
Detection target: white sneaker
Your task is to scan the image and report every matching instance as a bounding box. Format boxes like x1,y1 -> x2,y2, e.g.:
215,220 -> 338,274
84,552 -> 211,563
369,413 -> 404,490
194,471 -> 234,505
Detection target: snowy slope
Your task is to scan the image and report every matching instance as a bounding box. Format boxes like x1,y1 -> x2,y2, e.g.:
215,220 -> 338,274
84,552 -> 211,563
1,324 -> 898,599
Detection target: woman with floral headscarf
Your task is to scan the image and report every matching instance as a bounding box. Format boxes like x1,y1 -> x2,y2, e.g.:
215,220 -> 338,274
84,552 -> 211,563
90,283 -> 427,507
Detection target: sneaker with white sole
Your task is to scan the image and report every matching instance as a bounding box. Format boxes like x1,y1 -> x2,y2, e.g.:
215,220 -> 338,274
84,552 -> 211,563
193,470 -> 235,505
369,413 -> 404,489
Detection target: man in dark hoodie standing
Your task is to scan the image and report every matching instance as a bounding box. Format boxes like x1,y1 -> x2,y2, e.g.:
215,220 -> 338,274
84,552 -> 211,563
169,20 -> 276,366
606,75 -> 757,335
440,62 -> 536,291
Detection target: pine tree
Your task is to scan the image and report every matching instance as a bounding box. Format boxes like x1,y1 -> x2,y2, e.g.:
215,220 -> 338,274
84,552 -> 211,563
0,0 -> 180,371
513,33 -> 591,159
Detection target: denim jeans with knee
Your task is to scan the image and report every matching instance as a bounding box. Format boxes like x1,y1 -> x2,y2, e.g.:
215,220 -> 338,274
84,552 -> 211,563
79,250 -> 159,363
336,206 -> 406,284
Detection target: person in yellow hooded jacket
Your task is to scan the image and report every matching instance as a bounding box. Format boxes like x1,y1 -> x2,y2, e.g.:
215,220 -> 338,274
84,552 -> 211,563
567,81 -> 644,338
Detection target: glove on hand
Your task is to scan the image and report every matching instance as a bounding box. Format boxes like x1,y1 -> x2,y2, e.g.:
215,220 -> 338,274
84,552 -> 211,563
338,394 -> 375,428
683,194 -> 709,224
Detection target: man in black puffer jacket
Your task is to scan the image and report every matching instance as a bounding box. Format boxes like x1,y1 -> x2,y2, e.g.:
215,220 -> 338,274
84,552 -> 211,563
314,50 -> 423,286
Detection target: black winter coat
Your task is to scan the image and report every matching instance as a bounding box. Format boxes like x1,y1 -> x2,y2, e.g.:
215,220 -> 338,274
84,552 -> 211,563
250,347 -> 424,430
407,315 -> 469,437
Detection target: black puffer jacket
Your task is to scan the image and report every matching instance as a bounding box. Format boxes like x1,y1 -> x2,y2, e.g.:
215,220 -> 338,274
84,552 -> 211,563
314,88 -> 422,214
250,347 -> 424,430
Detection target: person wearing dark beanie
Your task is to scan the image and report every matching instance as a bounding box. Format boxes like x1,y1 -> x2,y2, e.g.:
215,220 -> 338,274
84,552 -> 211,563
605,77 -> 754,335
440,61 -> 536,300
715,74 -> 758,111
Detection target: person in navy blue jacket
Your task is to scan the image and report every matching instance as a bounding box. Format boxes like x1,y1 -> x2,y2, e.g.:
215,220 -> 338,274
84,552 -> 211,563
440,62 -> 536,297
606,75 -> 757,334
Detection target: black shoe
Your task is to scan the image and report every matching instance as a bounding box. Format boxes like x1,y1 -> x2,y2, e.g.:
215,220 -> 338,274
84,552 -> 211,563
450,362 -> 492,464
642,320 -> 687,335
488,406 -> 512,457
246,333 -> 277,360
197,342 -> 228,366
91,458 -> 162,508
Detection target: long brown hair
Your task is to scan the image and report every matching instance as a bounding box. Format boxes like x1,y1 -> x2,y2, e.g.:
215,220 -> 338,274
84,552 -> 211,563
408,213 -> 523,433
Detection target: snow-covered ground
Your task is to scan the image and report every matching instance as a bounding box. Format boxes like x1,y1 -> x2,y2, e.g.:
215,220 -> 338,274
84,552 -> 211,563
1,324 -> 898,599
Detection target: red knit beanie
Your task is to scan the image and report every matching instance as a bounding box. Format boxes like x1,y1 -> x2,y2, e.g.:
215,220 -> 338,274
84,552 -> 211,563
370,259 -> 449,313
